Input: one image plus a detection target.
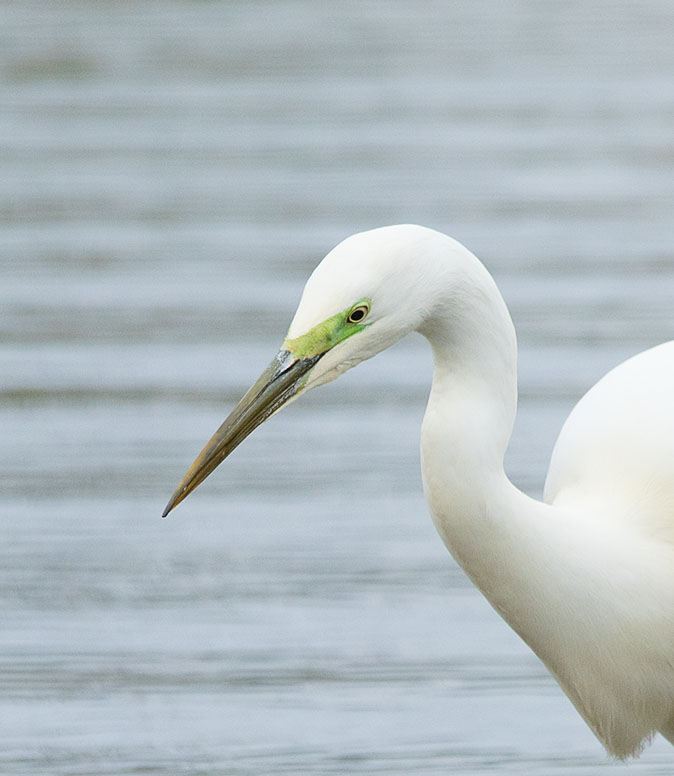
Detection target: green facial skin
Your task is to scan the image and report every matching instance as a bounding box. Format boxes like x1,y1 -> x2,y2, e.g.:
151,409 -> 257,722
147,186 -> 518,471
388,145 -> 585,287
282,299 -> 371,359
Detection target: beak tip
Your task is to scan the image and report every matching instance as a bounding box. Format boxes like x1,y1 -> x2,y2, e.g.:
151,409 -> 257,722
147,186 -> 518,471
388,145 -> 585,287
161,489 -> 183,518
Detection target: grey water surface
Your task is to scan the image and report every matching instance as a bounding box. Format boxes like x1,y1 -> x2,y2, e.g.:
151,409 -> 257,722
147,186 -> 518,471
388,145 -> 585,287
2,1 -> 674,774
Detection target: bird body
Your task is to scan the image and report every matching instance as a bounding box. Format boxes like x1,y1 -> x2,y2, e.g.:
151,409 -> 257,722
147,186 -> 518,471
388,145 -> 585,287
165,225 -> 674,759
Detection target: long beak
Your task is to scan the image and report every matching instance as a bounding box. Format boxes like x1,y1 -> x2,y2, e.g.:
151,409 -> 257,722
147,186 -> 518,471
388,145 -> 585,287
162,349 -> 322,517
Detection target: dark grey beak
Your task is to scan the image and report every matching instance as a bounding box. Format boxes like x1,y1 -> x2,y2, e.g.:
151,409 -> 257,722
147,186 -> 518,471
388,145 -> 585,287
162,349 -> 322,516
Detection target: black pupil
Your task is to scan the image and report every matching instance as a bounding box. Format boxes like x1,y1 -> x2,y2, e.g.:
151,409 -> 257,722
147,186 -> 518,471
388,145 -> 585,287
350,308 -> 365,322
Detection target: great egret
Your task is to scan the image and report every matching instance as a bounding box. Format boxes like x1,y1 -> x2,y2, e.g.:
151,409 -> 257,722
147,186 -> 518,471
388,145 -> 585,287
163,225 -> 674,759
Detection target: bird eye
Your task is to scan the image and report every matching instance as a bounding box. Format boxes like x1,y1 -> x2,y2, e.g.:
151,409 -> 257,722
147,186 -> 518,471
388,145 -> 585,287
347,305 -> 369,324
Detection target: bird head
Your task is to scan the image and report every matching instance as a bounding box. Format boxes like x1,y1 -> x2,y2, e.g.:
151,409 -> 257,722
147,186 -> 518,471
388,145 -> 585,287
162,224 -> 462,515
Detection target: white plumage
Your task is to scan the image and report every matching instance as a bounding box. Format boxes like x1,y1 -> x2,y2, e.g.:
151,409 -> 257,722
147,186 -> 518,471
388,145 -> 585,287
165,224 -> 674,758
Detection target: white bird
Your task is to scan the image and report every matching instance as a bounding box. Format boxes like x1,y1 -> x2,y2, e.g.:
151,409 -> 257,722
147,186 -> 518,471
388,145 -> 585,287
164,224 -> 674,759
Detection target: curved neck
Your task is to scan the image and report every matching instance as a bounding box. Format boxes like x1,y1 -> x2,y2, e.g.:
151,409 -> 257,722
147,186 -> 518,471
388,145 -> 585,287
418,255 -> 518,487
417,260 -> 543,602
411,247 -> 670,758
415,263 -> 598,705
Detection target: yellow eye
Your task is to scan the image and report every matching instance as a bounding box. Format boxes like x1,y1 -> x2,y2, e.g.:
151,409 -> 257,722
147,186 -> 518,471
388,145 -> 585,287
347,305 -> 369,324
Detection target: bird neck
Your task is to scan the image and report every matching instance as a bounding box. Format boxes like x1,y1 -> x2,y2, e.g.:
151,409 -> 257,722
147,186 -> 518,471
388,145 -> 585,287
418,253 -> 518,494
416,263 -> 599,692
417,259 -> 548,613
413,251 -> 674,758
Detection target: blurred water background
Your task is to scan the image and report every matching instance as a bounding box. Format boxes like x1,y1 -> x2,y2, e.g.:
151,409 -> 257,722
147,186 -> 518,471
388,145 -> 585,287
2,1 -> 674,774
